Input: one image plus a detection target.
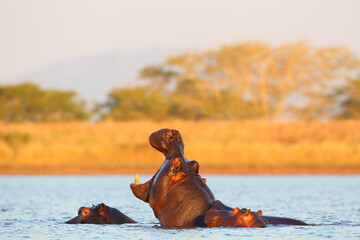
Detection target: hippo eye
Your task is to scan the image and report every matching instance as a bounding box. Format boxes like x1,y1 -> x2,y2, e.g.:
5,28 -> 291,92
82,209 -> 89,216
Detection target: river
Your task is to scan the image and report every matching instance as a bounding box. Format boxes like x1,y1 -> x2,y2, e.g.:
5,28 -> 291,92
0,175 -> 359,239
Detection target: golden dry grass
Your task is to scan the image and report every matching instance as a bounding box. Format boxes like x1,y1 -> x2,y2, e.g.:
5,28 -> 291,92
0,120 -> 359,174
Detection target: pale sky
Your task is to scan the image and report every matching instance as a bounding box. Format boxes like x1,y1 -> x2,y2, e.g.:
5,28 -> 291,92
0,0 -> 359,80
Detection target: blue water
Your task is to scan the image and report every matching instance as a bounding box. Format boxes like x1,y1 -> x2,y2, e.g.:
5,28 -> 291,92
0,175 -> 359,239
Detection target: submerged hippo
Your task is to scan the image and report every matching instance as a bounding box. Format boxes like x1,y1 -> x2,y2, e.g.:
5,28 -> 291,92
205,207 -> 268,228
130,128 -> 307,228
66,203 -> 136,224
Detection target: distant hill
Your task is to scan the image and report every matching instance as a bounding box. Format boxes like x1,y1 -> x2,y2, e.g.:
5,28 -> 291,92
2,47 -> 190,103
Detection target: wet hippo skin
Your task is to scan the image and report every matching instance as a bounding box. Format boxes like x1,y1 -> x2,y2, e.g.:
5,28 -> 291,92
66,203 -> 136,224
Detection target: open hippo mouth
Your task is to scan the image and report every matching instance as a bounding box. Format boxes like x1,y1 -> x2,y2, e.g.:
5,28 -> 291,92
131,128 -> 206,195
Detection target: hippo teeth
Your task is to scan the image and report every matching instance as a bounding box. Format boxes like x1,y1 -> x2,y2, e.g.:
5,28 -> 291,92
135,174 -> 140,185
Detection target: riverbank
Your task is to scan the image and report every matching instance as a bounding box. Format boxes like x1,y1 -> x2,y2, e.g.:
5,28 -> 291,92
1,166 -> 359,175
1,120 -> 359,175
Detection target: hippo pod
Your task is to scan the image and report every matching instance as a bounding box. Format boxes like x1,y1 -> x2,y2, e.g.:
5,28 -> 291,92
130,129 -> 266,228
130,128 -> 308,228
66,203 -> 136,224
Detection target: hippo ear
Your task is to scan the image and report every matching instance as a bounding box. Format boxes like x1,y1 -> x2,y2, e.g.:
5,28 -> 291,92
130,173 -> 157,203
77,207 -> 84,215
98,203 -> 105,214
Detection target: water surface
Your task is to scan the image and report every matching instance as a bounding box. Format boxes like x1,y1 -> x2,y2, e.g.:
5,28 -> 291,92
0,175 -> 359,239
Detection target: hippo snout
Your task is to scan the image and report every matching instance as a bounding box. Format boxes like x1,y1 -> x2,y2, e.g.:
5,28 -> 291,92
66,215 -> 82,224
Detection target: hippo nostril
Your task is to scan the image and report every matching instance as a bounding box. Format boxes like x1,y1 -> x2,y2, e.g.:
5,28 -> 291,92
188,160 -> 199,173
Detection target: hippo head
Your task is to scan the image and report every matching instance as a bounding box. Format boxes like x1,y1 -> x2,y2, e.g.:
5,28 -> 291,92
130,129 -> 205,202
66,203 -> 110,224
205,208 -> 268,228
130,129 -> 215,227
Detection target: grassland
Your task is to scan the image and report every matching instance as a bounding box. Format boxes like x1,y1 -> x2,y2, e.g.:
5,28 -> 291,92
0,120 -> 359,174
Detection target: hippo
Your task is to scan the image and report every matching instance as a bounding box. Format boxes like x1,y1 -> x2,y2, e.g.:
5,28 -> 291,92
66,203 -> 136,224
130,129 -> 215,227
205,207 -> 268,228
130,128 -> 307,228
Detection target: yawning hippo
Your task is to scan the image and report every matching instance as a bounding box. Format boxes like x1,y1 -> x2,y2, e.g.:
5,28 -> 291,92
66,203 -> 136,224
130,128 -> 307,228
131,129 -> 214,227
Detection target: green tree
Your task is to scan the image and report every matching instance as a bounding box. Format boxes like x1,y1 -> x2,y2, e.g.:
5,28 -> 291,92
139,41 -> 360,120
40,90 -> 89,121
335,76 -> 360,119
0,82 -> 89,122
98,87 -> 170,120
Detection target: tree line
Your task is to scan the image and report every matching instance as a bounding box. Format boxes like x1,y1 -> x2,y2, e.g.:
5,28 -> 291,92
0,83 -> 88,122
1,41 -> 360,122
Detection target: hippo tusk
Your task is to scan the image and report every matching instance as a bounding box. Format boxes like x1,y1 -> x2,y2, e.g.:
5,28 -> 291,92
135,174 -> 140,185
